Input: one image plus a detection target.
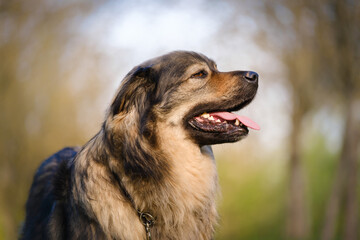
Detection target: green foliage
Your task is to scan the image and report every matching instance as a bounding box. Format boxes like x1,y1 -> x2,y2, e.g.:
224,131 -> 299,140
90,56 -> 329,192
213,136 -> 351,240
303,135 -> 339,240
215,151 -> 287,240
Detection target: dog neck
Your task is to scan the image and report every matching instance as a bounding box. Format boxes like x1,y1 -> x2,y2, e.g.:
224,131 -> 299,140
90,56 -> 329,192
131,121 -> 219,239
72,121 -> 219,239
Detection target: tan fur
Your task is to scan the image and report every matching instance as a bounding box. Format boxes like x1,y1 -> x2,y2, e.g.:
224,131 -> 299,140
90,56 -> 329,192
71,109 -> 218,239
72,140 -> 146,240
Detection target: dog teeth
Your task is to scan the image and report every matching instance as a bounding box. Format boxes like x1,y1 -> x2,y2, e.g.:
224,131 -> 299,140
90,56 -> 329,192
208,116 -> 215,121
216,119 -> 221,123
202,113 -> 210,118
235,119 -> 240,126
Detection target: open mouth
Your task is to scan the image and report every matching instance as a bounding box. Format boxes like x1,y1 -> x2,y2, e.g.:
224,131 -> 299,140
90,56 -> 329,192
185,98 -> 260,145
188,111 -> 260,134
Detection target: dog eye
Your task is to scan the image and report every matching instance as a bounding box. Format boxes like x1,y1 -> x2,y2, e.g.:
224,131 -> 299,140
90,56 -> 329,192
191,70 -> 208,79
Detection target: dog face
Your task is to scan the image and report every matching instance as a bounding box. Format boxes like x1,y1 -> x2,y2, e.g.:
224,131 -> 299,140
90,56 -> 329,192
109,51 -> 258,147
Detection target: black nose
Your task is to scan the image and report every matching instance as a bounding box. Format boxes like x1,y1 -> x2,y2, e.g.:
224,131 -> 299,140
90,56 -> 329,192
244,71 -> 258,83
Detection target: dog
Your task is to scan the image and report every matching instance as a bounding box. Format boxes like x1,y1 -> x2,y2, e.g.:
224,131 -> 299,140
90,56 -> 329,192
21,51 -> 259,240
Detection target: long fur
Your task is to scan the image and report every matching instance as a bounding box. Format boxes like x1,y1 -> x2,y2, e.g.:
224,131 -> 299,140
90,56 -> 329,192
21,51 -> 258,240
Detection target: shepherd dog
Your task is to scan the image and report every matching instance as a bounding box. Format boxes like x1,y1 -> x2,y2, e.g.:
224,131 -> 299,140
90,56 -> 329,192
21,51 -> 259,240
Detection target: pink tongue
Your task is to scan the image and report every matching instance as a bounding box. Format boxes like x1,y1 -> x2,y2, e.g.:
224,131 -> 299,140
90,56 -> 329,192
210,112 -> 260,130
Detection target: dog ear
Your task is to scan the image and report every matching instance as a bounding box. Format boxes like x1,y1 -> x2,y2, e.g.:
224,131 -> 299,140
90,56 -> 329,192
110,66 -> 157,116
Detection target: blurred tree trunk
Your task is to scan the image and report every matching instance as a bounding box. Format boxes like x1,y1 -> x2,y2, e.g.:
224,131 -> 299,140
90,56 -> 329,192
285,45 -> 312,240
284,4 -> 316,234
342,95 -> 359,240
287,103 -> 309,240
320,0 -> 360,239
321,93 -> 359,240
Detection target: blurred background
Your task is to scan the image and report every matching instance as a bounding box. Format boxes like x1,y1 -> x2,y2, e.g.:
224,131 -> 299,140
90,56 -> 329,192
0,0 -> 359,239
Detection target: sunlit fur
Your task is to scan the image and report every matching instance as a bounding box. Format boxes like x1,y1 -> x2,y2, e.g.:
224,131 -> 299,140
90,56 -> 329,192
21,51 -> 258,239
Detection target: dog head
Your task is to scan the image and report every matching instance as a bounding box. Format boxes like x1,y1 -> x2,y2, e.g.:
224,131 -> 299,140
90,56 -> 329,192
108,51 -> 259,147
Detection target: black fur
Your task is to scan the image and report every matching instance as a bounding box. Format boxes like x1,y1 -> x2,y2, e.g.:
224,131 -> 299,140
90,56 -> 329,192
20,147 -> 79,239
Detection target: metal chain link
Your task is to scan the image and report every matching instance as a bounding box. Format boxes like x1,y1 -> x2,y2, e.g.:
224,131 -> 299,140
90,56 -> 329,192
139,212 -> 155,240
